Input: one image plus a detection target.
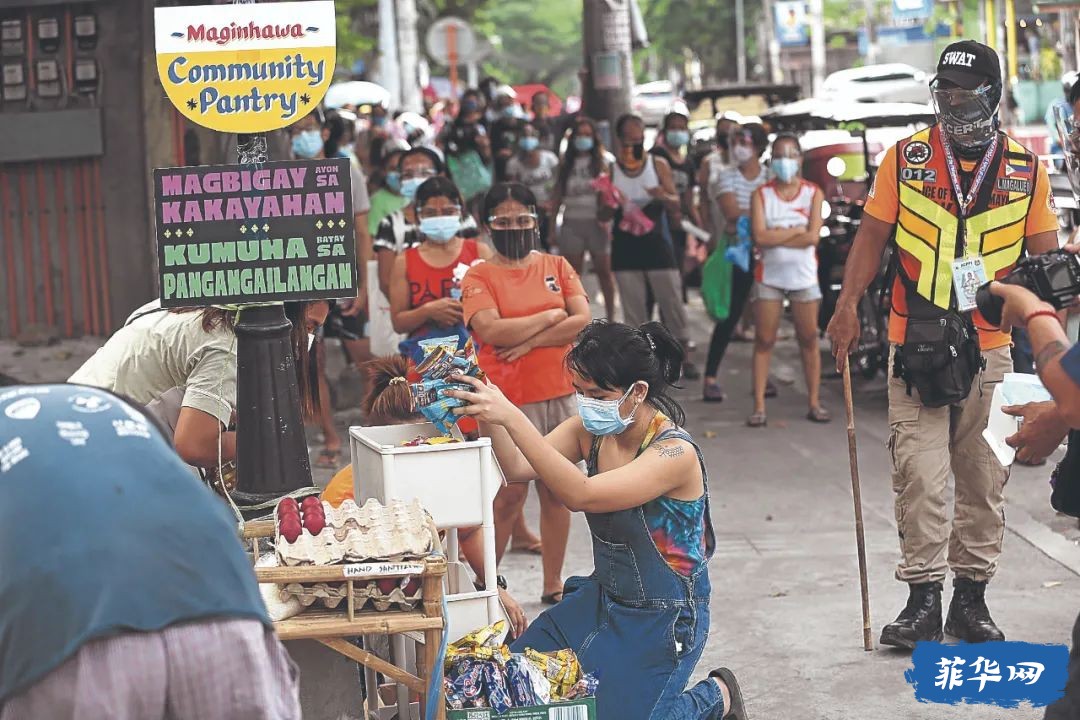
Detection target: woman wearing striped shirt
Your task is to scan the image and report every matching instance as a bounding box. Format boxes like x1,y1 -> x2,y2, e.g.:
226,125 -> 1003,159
703,123 -> 770,402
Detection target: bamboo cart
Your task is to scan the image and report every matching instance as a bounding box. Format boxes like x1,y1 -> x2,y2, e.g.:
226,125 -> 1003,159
245,520 -> 448,720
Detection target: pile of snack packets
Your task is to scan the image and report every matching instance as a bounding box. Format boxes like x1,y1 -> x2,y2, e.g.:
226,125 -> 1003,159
444,621 -> 598,713
399,435 -> 462,448
410,336 -> 486,434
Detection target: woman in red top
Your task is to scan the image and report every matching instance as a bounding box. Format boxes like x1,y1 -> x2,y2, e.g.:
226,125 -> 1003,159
462,182 -> 592,604
390,176 -> 493,365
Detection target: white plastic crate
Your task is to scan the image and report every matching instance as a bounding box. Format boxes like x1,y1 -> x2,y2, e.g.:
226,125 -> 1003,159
444,560 -> 505,644
349,423 -> 501,529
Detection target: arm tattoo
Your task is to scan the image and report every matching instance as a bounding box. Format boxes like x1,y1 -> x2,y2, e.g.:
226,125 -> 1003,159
653,443 -> 686,459
1035,341 -> 1068,371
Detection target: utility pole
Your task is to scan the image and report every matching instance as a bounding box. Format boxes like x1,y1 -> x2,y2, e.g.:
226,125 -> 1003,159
863,0 -> 877,64
582,0 -> 634,148
809,0 -> 827,96
764,0 -> 783,83
736,0 -> 747,82
378,0 -> 400,108
396,0 -> 421,111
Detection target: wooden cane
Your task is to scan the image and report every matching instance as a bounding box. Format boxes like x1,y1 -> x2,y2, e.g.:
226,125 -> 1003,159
843,355 -> 874,651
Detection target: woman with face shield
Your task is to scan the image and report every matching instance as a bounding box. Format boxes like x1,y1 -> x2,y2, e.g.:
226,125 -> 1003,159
461,182 -> 593,605
389,176 -> 493,364
445,319 -> 749,720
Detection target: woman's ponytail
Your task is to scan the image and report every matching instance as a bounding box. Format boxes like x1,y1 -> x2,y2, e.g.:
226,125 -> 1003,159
638,321 -> 685,386
362,355 -> 417,425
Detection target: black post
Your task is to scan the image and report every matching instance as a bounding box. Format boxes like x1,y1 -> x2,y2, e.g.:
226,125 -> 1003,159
232,132 -> 313,507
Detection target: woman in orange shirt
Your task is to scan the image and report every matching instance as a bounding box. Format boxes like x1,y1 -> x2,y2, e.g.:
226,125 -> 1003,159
462,182 -> 593,604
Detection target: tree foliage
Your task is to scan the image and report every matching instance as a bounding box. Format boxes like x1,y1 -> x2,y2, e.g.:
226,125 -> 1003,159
472,0 -> 583,95
336,0 -> 379,73
638,0 -> 764,83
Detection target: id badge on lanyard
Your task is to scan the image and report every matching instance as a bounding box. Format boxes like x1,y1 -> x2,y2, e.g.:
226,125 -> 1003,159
942,135 -> 997,312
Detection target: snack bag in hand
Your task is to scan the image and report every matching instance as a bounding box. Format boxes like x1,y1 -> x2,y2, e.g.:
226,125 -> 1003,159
410,337 -> 486,434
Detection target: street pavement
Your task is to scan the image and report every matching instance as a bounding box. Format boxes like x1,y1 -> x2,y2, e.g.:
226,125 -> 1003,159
497,295 -> 1079,720
3,292 -> 1078,718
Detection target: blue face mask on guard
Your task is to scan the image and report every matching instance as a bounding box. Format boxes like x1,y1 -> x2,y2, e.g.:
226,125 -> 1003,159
573,136 -> 594,152
386,171 -> 401,193
291,130 -> 323,159
419,215 -> 461,243
576,383 -> 645,436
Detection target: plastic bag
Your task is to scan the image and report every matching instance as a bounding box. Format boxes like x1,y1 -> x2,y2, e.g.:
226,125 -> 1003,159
723,215 -> 752,272
590,173 -> 654,235
447,150 -> 493,201
701,242 -> 733,322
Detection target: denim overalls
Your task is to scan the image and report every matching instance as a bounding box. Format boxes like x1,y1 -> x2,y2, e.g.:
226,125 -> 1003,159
510,426 -> 722,719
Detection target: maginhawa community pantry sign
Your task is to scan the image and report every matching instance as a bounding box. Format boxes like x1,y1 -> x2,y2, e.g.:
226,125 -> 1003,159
153,160 -> 357,307
154,1 -> 336,132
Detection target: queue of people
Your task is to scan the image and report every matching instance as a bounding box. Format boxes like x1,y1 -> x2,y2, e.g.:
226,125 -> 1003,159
14,34 -> 1080,720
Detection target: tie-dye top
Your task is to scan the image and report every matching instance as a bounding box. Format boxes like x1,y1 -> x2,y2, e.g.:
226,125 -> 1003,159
592,413 -> 708,576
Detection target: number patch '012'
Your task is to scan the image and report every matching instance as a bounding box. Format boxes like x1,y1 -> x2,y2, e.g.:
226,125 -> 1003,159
901,167 -> 938,183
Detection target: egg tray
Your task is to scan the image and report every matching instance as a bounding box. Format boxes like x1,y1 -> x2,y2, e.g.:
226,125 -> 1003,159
279,580 -> 423,611
275,497 -> 435,567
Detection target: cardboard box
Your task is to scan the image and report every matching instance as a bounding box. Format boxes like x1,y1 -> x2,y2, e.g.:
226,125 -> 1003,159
447,698 -> 596,720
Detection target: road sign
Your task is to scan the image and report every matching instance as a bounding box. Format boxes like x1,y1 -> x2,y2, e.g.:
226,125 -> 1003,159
425,17 -> 476,64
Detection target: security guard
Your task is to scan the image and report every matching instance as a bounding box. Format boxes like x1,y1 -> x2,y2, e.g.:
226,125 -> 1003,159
827,40 -> 1060,649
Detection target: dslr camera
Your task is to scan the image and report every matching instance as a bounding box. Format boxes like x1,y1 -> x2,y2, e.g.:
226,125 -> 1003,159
975,249 -> 1080,326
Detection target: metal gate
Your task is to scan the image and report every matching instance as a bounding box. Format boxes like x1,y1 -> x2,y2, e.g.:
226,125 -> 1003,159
1,158 -> 112,339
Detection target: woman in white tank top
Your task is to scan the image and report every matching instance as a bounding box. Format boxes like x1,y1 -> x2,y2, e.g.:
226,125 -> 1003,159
747,134 -> 830,427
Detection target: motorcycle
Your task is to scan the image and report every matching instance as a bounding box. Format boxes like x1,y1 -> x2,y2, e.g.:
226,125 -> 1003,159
818,186 -> 892,379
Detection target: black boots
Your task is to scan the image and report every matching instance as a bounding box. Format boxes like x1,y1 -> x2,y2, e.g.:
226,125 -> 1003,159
881,579 -> 1006,649
945,578 -> 1006,643
880,581 -> 943,649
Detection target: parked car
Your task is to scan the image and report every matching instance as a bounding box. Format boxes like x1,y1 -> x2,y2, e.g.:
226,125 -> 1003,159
632,81 -> 687,126
821,63 -> 930,104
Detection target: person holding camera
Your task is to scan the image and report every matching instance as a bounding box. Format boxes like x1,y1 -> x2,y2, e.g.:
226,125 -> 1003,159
981,247 -> 1080,720
984,245 -> 1080,428
826,40 -> 1061,649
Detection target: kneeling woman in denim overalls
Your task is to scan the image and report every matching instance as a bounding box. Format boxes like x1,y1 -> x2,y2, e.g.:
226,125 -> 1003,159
448,320 -> 749,720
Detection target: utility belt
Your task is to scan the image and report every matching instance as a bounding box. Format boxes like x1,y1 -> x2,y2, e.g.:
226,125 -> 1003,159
891,239 -> 988,408
893,305 -> 984,409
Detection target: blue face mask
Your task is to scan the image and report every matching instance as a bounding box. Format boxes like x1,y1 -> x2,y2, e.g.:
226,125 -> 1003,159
419,215 -> 461,243
772,157 -> 801,183
573,136 -> 594,152
291,130 -> 323,159
401,177 -> 425,201
576,384 -> 644,436
386,171 -> 401,193
519,136 -> 540,152
666,129 -> 690,147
